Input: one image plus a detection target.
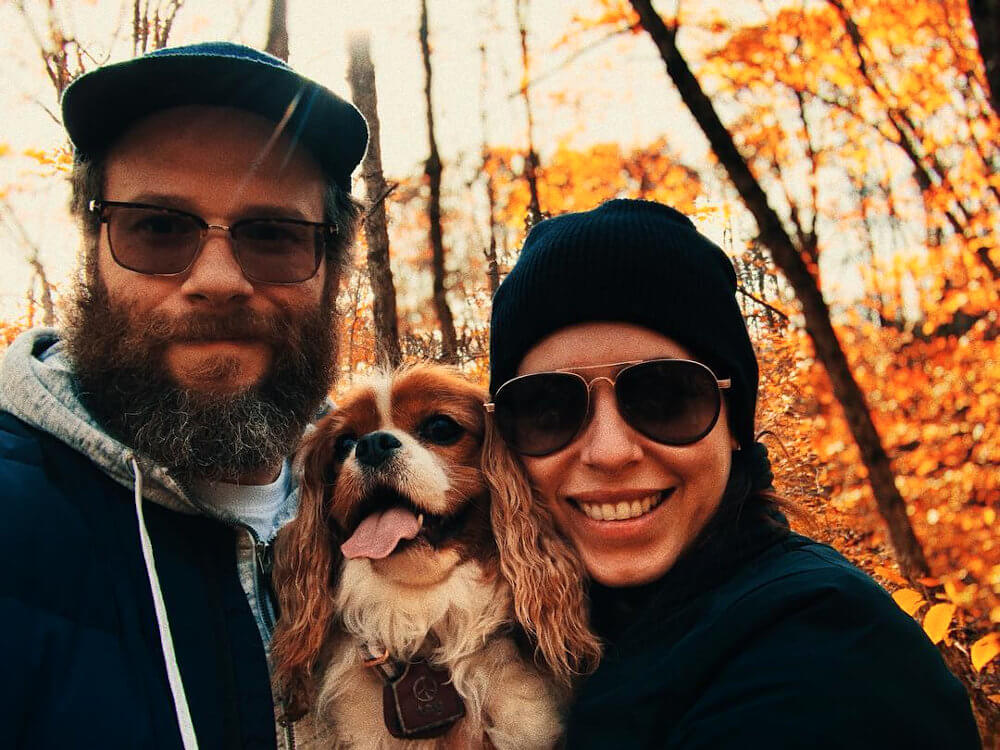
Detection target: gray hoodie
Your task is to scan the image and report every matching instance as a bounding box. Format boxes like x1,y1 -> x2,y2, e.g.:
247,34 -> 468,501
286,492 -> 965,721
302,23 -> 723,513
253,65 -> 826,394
0,327 -> 300,749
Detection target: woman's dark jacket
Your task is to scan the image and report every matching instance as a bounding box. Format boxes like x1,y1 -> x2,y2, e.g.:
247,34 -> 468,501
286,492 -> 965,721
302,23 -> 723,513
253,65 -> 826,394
567,507 -> 980,749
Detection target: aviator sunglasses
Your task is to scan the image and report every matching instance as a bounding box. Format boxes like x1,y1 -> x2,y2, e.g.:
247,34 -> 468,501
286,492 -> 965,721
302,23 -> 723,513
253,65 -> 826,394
89,200 -> 338,284
486,358 -> 731,457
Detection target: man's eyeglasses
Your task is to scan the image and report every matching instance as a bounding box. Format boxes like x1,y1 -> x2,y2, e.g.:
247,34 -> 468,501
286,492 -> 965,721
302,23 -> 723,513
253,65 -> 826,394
486,358 -> 731,457
89,200 -> 338,284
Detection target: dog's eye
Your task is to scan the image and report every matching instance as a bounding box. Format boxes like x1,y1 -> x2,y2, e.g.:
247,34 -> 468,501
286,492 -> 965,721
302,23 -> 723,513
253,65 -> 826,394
418,415 -> 464,445
333,433 -> 358,461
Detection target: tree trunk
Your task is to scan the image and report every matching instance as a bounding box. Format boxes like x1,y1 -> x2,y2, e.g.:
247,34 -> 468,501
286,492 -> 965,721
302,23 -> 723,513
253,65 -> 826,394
480,42 -> 501,295
346,32 -> 402,369
970,0 -> 1000,114
265,0 -> 289,61
515,0 -> 543,225
419,0 -> 459,363
627,0 -> 930,580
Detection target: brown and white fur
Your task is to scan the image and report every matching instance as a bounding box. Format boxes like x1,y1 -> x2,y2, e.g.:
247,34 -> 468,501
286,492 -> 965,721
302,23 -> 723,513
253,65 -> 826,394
271,365 -> 596,749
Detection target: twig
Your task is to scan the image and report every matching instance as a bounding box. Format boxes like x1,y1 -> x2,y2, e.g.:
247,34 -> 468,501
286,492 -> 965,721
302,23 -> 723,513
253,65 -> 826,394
736,285 -> 790,322
506,22 -> 639,98
363,182 -> 399,220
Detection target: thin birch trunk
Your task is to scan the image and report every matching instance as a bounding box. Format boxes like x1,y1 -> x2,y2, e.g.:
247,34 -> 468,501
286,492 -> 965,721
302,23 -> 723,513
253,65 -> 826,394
347,32 -> 402,368
419,0 -> 459,363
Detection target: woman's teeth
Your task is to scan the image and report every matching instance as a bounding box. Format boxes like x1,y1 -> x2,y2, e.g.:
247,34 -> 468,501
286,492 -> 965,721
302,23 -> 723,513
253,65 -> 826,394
577,492 -> 668,521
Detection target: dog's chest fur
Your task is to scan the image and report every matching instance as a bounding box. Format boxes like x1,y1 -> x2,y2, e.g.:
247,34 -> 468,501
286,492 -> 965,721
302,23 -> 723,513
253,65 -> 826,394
302,559 -> 560,749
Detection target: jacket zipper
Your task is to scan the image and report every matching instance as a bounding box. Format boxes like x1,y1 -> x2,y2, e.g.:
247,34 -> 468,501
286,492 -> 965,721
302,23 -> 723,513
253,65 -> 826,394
132,461 -> 294,749
253,535 -> 276,631
251,532 -> 296,750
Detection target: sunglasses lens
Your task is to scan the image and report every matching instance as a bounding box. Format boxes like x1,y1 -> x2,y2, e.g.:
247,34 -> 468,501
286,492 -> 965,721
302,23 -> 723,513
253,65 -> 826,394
233,220 -> 323,283
493,373 -> 588,456
107,207 -> 201,274
616,360 -> 723,445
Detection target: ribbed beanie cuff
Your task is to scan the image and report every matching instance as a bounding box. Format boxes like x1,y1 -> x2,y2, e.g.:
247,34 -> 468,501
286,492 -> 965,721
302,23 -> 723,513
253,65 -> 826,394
489,199 -> 759,449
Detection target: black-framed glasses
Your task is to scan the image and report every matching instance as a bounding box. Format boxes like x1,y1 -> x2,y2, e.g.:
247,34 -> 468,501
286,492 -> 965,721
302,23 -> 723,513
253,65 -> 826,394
89,199 -> 338,284
485,358 -> 731,457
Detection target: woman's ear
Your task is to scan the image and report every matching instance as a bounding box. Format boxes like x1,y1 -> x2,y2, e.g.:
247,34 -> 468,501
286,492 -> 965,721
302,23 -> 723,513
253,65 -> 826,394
481,417 -> 602,688
270,419 -> 344,721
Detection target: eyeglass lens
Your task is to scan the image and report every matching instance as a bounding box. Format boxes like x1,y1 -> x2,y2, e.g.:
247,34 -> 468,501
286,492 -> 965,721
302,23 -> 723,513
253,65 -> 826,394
105,205 -> 323,283
494,360 -> 723,456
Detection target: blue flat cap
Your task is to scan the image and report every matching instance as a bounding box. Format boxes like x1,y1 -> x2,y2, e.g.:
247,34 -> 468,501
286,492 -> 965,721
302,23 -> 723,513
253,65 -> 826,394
61,41 -> 368,191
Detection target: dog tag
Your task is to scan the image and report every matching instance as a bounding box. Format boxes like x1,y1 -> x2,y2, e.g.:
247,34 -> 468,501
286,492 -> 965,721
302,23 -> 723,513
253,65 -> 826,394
382,660 -> 465,739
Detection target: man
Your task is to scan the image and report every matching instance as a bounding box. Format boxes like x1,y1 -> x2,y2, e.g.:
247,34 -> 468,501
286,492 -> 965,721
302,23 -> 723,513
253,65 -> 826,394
0,42 -> 367,749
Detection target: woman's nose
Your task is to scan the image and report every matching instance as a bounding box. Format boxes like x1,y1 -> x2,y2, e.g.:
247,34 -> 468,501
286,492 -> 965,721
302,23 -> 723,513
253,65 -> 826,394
578,382 -> 643,471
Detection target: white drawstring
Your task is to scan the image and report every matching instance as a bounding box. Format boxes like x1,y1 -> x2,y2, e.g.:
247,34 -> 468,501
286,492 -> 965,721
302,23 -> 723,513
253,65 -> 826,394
131,457 -> 200,750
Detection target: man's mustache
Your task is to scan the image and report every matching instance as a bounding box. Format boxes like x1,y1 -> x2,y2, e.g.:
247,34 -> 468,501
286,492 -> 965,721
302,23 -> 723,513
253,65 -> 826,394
135,309 -> 289,345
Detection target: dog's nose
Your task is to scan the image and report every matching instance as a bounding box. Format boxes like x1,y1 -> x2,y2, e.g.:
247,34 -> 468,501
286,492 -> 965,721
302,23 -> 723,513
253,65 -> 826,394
354,431 -> 403,468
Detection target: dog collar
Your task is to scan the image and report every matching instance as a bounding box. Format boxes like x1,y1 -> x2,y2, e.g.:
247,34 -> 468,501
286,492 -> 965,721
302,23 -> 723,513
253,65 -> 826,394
360,644 -> 466,739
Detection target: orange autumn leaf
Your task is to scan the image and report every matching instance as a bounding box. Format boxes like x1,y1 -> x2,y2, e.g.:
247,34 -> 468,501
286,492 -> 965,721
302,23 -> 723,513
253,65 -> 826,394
922,603 -> 956,645
972,633 -> 1000,673
892,588 -> 926,617
875,565 -> 909,586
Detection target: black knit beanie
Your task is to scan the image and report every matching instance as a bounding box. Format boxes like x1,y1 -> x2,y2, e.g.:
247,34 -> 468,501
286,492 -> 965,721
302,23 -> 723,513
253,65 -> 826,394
489,198 -> 760,451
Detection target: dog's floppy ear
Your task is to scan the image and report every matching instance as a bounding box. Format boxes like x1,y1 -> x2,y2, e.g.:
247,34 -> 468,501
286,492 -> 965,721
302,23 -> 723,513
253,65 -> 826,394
271,417 -> 344,720
482,418 -> 602,688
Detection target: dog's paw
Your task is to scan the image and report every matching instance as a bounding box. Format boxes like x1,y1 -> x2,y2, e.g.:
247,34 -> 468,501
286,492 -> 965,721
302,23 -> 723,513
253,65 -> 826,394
482,679 -> 562,750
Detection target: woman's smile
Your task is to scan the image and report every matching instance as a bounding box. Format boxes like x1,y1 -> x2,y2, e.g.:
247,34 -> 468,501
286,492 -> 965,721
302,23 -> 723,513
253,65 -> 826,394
567,487 -> 675,522
518,322 -> 735,586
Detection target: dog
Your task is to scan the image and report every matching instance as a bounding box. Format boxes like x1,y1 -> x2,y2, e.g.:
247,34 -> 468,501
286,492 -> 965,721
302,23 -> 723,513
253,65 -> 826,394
271,364 -> 597,749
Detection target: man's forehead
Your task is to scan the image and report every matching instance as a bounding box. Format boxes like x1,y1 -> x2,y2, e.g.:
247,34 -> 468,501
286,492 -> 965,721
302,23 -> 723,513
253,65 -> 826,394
103,105 -> 327,213
108,105 -> 322,170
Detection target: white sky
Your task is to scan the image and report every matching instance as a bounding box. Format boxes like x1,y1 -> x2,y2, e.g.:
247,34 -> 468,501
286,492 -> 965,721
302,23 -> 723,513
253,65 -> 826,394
0,0 -> 883,322
0,0 -> 729,320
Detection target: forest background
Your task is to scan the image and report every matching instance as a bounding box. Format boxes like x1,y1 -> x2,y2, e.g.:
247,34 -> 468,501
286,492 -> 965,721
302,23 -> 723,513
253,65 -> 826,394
1,0 -> 998,741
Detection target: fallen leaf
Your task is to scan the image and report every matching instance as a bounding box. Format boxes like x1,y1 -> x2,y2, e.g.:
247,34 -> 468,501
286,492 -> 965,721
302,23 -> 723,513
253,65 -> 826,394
875,565 -> 908,586
972,633 -> 1000,673
923,603 -> 956,644
892,588 -> 926,617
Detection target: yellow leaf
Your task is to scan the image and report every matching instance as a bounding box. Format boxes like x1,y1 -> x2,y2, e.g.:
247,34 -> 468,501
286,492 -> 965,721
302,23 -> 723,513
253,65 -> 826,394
923,603 -> 956,645
972,633 -> 1000,673
875,565 -> 908,586
892,588 -> 926,617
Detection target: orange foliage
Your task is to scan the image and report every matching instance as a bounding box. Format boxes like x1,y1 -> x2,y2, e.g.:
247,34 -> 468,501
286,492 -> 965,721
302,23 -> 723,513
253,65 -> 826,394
483,139 -> 701,234
559,0 -> 1000,686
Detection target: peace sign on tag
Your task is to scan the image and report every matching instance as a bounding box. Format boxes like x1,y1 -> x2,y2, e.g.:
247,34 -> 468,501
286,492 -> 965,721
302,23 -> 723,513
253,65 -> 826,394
382,660 -> 466,739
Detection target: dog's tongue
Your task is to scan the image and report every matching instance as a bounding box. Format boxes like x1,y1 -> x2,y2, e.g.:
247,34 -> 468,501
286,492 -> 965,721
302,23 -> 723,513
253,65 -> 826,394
341,507 -> 421,560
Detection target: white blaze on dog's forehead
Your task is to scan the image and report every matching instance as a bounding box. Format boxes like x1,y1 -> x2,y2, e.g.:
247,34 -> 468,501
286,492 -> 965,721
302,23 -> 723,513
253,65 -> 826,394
371,375 -> 394,429
352,371 -> 396,430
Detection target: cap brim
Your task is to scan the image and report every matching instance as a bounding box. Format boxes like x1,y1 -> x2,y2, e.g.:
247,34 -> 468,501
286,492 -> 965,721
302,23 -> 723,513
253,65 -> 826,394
61,52 -> 368,190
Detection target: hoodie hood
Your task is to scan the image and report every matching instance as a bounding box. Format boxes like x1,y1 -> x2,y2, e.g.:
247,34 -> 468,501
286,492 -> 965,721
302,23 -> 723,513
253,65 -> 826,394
2,328 -> 202,514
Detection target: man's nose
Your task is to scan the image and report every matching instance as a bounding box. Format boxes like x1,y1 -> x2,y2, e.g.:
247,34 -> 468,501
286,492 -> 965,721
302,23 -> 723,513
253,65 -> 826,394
180,229 -> 254,302
579,382 -> 643,470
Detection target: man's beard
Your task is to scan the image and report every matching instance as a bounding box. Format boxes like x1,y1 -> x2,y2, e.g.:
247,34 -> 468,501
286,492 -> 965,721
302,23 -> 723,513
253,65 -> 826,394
64,273 -> 338,483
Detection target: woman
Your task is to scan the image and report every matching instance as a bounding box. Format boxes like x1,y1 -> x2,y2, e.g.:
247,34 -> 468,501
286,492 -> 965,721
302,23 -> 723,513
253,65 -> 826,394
482,199 -> 979,748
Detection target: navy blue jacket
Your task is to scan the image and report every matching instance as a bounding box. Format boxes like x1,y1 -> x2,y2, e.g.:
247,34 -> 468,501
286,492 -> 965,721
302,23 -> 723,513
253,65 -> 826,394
566,511 -> 980,748
0,412 -> 278,749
